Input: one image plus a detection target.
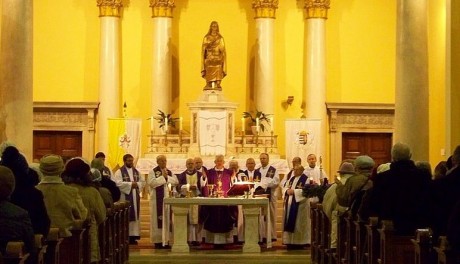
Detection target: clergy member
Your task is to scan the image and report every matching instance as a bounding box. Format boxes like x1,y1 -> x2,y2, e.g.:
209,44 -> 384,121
255,153 -> 280,242
281,157 -> 302,188
201,155 -> 237,246
112,154 -> 146,245
282,165 -> 309,249
304,154 -> 328,185
177,158 -> 202,246
241,158 -> 256,182
148,155 -> 178,249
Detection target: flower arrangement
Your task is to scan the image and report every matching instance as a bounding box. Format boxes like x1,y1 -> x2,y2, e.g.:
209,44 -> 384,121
154,109 -> 179,129
243,110 -> 272,132
302,182 -> 331,203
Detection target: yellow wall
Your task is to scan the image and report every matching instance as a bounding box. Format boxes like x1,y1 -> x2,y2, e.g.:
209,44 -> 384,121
32,1 -> 448,168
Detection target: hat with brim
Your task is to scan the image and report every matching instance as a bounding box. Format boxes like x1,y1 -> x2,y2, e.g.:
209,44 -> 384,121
337,162 -> 355,174
40,155 -> 64,176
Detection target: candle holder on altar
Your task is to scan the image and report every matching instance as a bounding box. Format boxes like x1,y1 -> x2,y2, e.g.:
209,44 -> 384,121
216,180 -> 224,198
240,132 -> 245,153
207,184 -> 215,197
149,130 -> 155,152
186,190 -> 192,198
269,130 -> 274,153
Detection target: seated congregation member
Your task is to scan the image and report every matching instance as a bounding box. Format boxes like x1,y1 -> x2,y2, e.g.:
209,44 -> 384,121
282,165 -> 309,249
0,165 -> 34,255
147,155 -> 178,249
90,168 -> 113,209
432,145 -> 460,238
113,154 -> 146,245
37,155 -> 87,237
177,158 -> 203,245
94,152 -> 113,177
365,143 -> 431,235
0,146 -> 50,237
91,158 -> 121,202
336,155 -> 375,216
63,158 -> 107,263
322,162 -> 355,249
200,154 -> 237,246
255,153 -> 280,242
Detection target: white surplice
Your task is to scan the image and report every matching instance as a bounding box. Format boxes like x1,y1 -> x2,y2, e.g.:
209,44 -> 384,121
282,175 -> 309,245
112,167 -> 146,237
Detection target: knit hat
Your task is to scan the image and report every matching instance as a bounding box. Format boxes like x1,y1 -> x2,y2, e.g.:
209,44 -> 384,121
337,162 -> 355,174
354,155 -> 375,170
90,158 -> 104,171
0,165 -> 15,200
377,163 -> 391,174
64,158 -> 90,179
40,155 -> 65,176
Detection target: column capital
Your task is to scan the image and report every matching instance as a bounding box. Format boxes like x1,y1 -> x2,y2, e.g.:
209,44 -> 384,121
97,0 -> 123,17
252,0 -> 279,19
149,0 -> 175,18
304,0 -> 330,19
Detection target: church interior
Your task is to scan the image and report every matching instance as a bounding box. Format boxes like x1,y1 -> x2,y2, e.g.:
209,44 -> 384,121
1,0 -> 460,263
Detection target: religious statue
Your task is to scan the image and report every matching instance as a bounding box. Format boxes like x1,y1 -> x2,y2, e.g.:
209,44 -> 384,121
201,21 -> 226,90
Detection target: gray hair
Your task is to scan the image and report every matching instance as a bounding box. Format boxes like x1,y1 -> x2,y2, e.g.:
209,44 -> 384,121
391,143 -> 412,161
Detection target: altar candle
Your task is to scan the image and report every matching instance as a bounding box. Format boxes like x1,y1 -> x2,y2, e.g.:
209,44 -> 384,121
186,183 -> 190,192
256,118 -> 260,133
270,117 -> 274,132
167,183 -> 172,192
241,117 -> 245,132
150,116 -> 154,131
164,117 -> 168,132
212,81 -> 215,89
179,117 -> 183,131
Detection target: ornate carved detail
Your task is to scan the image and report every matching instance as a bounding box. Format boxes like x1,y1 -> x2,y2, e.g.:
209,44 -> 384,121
34,112 -> 85,125
337,114 -> 393,128
304,0 -> 330,19
330,109 -> 338,132
97,0 -> 123,17
252,0 -> 279,19
149,0 -> 175,17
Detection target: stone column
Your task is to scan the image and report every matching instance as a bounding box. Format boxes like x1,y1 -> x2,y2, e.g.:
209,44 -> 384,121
0,0 -> 33,159
253,0 -> 278,116
96,0 -> 122,154
304,0 -> 330,159
395,0 -> 428,160
150,0 -> 174,120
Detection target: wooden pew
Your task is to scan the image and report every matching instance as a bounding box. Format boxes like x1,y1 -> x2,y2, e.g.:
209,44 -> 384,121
377,220 -> 414,264
311,202 -> 319,264
121,201 -> 130,263
362,217 -> 379,264
44,228 -> 62,264
341,211 -> 355,264
336,210 -> 347,264
2,242 -> 29,264
59,219 -> 90,264
112,202 -> 122,264
317,204 -> 333,264
352,220 -> 366,264
434,236 -> 460,264
411,229 -> 436,264
33,235 -> 47,264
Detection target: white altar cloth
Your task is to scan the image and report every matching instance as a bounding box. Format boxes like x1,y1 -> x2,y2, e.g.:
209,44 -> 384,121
163,197 -> 271,253
136,158 -> 289,175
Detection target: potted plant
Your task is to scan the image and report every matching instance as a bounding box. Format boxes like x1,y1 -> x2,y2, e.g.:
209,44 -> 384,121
243,110 -> 272,135
154,109 -> 179,131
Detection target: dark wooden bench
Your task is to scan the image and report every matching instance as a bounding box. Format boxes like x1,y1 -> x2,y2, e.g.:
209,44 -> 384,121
311,202 -> 319,264
434,236 -> 460,264
377,220 -> 414,264
361,217 -> 379,264
59,219 -> 90,264
44,228 -> 62,264
411,229 -> 436,264
2,242 -> 29,264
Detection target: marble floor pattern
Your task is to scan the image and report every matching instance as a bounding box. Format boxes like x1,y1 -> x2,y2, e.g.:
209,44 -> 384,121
128,243 -> 311,264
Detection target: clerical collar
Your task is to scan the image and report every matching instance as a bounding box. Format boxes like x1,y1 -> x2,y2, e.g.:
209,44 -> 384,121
261,166 -> 268,170
215,168 -> 224,172
186,170 -> 196,175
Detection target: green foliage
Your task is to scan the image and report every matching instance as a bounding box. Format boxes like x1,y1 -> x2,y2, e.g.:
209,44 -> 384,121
242,110 -> 272,132
154,109 -> 179,128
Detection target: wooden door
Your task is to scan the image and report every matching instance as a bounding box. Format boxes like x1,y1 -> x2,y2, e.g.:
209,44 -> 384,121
342,133 -> 392,166
33,131 -> 82,162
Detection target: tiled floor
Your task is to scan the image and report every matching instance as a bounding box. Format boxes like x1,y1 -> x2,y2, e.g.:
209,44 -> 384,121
128,244 -> 311,264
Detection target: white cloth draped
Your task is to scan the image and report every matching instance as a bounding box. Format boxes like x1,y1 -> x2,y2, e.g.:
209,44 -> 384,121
198,110 -> 227,156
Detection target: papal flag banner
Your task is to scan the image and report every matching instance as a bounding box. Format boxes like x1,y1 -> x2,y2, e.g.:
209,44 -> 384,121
285,119 -> 322,168
108,118 -> 142,169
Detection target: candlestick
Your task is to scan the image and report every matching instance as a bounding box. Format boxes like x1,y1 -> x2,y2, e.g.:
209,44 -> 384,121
270,117 -> 274,132
186,183 -> 190,192
150,116 -> 154,131
167,183 -> 172,192
164,117 -> 168,133
256,117 -> 260,133
241,117 -> 245,133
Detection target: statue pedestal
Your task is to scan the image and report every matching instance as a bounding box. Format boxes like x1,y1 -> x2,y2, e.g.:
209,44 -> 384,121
187,90 -> 238,157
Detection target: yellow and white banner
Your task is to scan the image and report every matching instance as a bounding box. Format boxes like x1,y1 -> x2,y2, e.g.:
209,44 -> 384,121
108,118 -> 142,169
285,119 -> 322,168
